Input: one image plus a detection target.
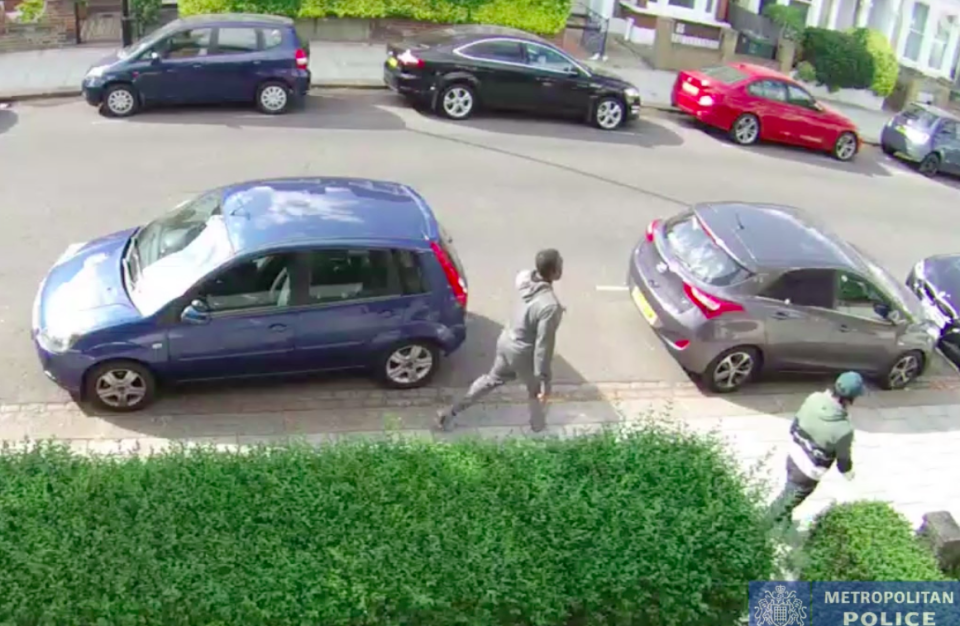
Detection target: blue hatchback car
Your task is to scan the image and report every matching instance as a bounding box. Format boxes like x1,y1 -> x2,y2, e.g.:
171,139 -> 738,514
82,13 -> 311,118
32,178 -> 469,412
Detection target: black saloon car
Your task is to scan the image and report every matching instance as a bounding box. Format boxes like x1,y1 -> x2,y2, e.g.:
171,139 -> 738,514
907,254 -> 960,367
383,25 -> 642,130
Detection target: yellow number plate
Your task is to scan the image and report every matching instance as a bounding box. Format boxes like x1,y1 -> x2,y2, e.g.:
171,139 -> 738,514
631,286 -> 659,325
681,82 -> 698,95
387,56 -> 398,68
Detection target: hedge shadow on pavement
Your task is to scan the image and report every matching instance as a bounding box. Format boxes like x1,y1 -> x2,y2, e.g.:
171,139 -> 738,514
423,110 -> 684,148
0,108 -> 17,135
82,311 -> 600,442
121,93 -> 406,132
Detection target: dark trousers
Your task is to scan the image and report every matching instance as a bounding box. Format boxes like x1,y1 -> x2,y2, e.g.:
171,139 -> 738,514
769,456 -> 819,524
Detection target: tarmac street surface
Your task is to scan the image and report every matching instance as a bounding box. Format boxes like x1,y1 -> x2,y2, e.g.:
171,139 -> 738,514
0,89 -> 958,412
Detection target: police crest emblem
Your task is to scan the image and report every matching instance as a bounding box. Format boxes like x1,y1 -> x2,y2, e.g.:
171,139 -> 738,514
754,585 -> 808,626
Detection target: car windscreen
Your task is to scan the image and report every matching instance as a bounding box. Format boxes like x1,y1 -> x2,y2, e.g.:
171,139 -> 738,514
862,256 -> 924,320
897,104 -> 940,129
698,65 -> 749,84
662,213 -> 752,287
119,21 -> 180,59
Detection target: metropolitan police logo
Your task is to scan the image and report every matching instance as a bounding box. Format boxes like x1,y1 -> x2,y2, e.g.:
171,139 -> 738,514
754,585 -> 808,626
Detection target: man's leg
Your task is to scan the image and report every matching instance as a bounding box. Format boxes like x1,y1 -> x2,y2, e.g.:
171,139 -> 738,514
769,457 -> 819,524
436,352 -> 515,430
515,359 -> 546,433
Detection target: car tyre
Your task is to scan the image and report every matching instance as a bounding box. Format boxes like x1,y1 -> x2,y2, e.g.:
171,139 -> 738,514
918,153 -> 941,177
377,340 -> 441,390
880,350 -> 924,390
729,113 -> 761,146
436,83 -> 476,120
592,96 -> 625,130
84,360 -> 157,413
881,143 -> 896,156
703,346 -> 761,394
99,83 -> 139,118
256,81 -> 292,115
832,131 -> 859,161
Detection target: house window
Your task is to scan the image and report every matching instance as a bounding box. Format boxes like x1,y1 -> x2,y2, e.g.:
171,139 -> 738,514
928,15 -> 953,71
669,0 -> 697,9
790,0 -> 811,24
904,1 -> 930,62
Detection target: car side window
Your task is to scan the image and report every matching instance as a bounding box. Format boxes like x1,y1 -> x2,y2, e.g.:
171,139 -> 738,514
937,120 -> 958,139
394,249 -> 427,295
522,43 -> 575,72
465,40 -> 525,63
761,269 -> 835,308
197,253 -> 294,313
786,84 -> 817,108
216,27 -> 260,54
746,80 -> 787,102
262,28 -> 284,50
163,28 -> 213,59
306,249 -> 402,304
835,271 -> 892,322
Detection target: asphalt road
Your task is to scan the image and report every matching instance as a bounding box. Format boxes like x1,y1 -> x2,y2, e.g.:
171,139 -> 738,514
0,90 -> 957,405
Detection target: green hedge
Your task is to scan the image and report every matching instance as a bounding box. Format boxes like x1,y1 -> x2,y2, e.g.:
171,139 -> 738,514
801,27 -> 875,91
800,501 -> 946,581
179,0 -> 571,35
850,27 -> 899,97
0,423 -> 775,625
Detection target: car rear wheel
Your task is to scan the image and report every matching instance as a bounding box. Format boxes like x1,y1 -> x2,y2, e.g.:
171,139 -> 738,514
704,346 -> 760,393
256,81 -> 292,115
437,83 -> 475,120
880,351 -> 923,390
881,143 -> 896,156
377,340 -> 440,389
100,84 -> 139,118
833,132 -> 858,161
729,113 -> 760,145
918,153 -> 941,177
593,96 -> 625,130
84,360 -> 157,412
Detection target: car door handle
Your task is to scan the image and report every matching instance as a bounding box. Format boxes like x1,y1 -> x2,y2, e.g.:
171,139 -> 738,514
191,64 -> 202,69
772,311 -> 793,320
269,323 -> 288,332
838,324 -> 853,333
538,79 -> 554,86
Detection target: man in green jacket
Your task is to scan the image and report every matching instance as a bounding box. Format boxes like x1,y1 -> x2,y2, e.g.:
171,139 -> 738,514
769,371 -> 863,524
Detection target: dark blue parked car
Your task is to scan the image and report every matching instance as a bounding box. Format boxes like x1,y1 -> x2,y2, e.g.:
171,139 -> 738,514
82,13 -> 311,118
32,178 -> 469,412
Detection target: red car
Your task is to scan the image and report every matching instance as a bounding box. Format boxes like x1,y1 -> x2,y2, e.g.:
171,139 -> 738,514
671,63 -> 860,161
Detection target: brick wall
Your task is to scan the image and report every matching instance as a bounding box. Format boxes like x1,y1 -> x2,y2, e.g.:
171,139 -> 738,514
0,0 -> 77,52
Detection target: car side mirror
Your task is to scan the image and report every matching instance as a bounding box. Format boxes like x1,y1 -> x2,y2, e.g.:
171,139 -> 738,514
873,302 -> 891,319
149,51 -> 162,63
563,66 -> 580,76
181,299 -> 210,325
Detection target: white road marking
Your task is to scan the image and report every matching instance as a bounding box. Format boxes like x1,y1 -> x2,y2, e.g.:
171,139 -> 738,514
595,285 -> 628,292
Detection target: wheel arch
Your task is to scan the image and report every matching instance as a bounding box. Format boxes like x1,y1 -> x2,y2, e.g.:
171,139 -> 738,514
80,357 -> 158,402
432,73 -> 481,108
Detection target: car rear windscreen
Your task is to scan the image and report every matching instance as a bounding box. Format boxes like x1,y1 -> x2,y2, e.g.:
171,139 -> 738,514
698,65 -> 749,84
663,214 -> 752,287
897,104 -> 940,129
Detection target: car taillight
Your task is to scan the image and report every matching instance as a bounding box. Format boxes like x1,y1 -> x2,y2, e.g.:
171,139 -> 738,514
698,95 -> 715,106
645,219 -> 660,242
295,48 -> 308,69
397,49 -> 424,68
683,282 -> 742,319
430,241 -> 467,308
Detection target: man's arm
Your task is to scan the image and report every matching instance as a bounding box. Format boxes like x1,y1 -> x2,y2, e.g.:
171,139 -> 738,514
835,431 -> 854,476
533,304 -> 563,395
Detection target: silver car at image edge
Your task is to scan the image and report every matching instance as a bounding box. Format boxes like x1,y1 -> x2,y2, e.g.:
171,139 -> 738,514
627,201 -> 938,393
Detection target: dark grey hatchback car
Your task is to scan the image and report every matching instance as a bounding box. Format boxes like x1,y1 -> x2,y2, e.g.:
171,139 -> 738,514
881,103 -> 960,177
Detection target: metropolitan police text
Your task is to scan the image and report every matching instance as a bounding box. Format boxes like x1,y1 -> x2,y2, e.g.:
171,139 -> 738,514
825,591 -> 955,605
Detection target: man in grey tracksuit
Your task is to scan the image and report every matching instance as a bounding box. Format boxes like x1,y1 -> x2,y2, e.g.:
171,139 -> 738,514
436,249 -> 565,433
769,371 -> 862,524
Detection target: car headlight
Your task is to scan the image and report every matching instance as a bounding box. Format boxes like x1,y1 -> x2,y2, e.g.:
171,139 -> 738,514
86,65 -> 107,79
624,87 -> 640,100
36,328 -> 81,354
904,126 -> 929,144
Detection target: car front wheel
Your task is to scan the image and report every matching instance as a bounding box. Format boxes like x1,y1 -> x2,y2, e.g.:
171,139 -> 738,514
593,97 -> 625,130
703,346 -> 760,393
880,351 -> 924,390
84,360 -> 157,412
100,84 -> 139,118
832,131 -> 858,161
919,153 -> 941,177
377,340 -> 440,389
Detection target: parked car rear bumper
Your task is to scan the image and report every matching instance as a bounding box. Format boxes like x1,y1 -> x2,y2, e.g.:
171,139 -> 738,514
881,125 -> 928,161
384,64 -> 430,100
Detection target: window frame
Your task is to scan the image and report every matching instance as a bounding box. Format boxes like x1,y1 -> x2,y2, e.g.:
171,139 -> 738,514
758,268 -> 837,309
833,269 -> 900,323
301,246 -> 405,307
158,27 -> 214,60
453,37 -> 590,76
746,79 -> 788,103
520,41 -> 582,74
212,26 -> 263,56
904,1 -> 930,62
785,83 -> 818,109
460,39 -> 526,64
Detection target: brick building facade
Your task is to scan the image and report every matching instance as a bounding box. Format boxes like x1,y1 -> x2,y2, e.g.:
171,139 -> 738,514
0,0 -> 77,52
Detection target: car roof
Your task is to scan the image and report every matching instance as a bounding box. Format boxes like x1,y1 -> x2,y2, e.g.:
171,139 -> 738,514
410,24 -> 551,46
906,102 -> 960,121
174,13 -> 295,28
218,177 -> 437,254
694,202 -> 867,272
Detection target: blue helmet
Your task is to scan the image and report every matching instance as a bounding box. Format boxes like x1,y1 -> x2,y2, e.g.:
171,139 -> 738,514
835,371 -> 865,399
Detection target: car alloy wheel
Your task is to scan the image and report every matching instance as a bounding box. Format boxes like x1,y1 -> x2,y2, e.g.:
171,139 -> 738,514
705,347 -> 760,393
594,98 -> 624,130
731,114 -> 760,145
440,85 -> 474,120
886,352 -> 922,389
919,154 -> 941,177
385,343 -> 435,386
258,83 -> 289,114
833,132 -> 858,161
104,86 -> 137,117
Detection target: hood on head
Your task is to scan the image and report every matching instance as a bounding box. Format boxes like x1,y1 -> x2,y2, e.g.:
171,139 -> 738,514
515,269 -> 553,302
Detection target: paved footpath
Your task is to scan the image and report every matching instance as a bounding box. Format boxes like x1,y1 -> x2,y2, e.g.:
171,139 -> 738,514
2,379 -> 958,529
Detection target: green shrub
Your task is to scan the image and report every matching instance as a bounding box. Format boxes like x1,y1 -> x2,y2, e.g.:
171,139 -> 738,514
802,27 -> 875,91
180,0 -> 571,35
795,60 -> 817,83
850,27 -> 899,97
131,0 -> 162,37
0,423 -> 775,625
15,0 -> 45,23
800,501 -> 946,581
762,3 -> 806,41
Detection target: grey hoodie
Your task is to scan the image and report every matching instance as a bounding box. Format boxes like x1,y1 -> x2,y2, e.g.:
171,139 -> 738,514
498,270 -> 564,393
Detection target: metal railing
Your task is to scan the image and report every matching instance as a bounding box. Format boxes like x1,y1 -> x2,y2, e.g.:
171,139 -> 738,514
578,5 -> 610,60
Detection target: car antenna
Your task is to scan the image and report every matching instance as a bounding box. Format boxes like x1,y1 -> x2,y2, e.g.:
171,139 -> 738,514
735,212 -> 745,230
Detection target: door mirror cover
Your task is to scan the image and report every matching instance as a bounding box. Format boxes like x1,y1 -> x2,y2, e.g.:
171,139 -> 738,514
181,299 -> 211,324
149,51 -> 162,62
